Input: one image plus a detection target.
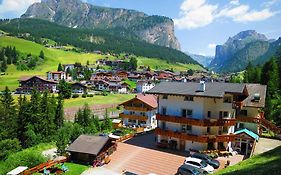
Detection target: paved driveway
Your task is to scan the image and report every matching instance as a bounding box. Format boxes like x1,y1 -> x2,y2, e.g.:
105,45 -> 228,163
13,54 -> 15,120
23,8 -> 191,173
254,137 -> 281,155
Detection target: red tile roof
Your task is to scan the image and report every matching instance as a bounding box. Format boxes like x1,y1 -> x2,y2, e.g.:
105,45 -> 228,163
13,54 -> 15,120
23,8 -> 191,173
135,94 -> 158,108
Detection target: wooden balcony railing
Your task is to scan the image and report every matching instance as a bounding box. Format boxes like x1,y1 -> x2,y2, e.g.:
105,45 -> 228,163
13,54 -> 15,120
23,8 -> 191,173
156,114 -> 236,126
124,106 -> 149,112
119,113 -> 148,121
155,128 -> 236,143
237,113 -> 281,134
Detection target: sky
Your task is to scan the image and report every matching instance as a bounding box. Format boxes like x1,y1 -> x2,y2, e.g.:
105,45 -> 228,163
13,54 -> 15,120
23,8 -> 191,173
0,0 -> 281,56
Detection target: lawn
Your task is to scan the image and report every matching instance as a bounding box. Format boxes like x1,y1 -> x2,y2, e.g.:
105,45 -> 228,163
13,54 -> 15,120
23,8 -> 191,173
123,79 -> 137,89
64,93 -> 134,108
33,163 -> 89,175
215,145 -> 281,175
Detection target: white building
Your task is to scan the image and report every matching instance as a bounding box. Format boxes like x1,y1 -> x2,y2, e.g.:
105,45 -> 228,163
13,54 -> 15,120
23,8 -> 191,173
136,80 -> 155,93
119,94 -> 158,129
47,71 -> 66,81
147,81 -> 267,152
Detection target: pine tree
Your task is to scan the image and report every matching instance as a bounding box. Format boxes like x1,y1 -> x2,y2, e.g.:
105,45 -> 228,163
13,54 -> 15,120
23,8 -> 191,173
102,110 -> 112,131
261,58 -> 279,97
57,63 -> 63,71
12,47 -> 18,64
39,50 -> 45,59
29,89 -> 42,134
57,79 -> 72,99
0,86 -> 17,140
129,57 -> 138,71
17,95 -> 30,147
55,94 -> 64,129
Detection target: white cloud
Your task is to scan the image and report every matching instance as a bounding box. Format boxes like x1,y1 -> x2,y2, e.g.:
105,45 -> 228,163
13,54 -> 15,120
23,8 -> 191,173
230,0 -> 240,6
208,43 -> 216,49
175,0 -> 279,30
174,0 -> 218,29
0,0 -> 41,19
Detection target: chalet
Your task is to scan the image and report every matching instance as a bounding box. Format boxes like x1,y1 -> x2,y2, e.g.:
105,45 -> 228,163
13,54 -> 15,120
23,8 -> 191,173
136,80 -> 155,93
147,81 -> 267,152
71,82 -> 87,94
116,71 -> 129,80
47,71 -> 66,81
119,94 -> 158,129
67,135 -> 116,165
17,76 -> 58,94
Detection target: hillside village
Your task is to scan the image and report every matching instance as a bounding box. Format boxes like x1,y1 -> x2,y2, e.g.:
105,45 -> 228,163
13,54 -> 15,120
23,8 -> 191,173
1,0 -> 281,175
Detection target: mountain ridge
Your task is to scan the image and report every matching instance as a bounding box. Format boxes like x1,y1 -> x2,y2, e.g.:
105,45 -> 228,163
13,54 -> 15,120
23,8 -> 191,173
21,0 -> 181,50
209,30 -> 280,72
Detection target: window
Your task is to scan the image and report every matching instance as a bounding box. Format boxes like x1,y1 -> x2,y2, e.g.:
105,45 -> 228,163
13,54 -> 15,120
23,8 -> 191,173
186,125 -> 192,131
223,96 -> 232,103
140,112 -> 145,116
182,125 -> 192,132
223,126 -> 228,132
181,125 -> 186,132
224,111 -> 228,118
162,107 -> 167,115
162,95 -> 168,99
207,127 -> 210,133
182,109 -> 192,117
129,111 -> 135,115
240,110 -> 248,116
184,96 -> 194,101
207,111 -> 211,118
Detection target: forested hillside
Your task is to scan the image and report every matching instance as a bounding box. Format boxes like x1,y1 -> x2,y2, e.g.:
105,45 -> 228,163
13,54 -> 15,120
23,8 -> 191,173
0,18 -> 198,65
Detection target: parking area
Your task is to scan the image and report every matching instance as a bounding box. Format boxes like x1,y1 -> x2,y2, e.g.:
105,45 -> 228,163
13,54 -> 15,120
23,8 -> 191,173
83,133 -> 244,175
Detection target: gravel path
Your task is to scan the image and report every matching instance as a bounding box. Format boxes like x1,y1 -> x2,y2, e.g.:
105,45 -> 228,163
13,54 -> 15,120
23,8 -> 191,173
253,137 -> 281,155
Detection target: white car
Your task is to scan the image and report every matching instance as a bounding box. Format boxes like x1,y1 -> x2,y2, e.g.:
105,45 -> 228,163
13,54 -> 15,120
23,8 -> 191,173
184,157 -> 214,174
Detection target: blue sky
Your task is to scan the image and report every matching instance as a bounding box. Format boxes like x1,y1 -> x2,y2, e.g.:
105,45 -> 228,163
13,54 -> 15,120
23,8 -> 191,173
0,0 -> 281,56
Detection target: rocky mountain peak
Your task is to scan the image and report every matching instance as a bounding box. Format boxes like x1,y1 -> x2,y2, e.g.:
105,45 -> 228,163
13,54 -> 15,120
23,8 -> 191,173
21,0 -> 181,50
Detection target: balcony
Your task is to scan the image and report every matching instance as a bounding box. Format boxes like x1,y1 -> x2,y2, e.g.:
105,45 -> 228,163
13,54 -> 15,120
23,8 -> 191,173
156,114 -> 236,126
155,128 -> 236,143
232,101 -> 243,109
124,106 -> 149,112
119,113 -> 148,121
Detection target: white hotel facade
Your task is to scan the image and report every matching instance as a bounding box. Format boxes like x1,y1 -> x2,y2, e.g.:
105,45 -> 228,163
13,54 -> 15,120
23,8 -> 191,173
147,81 -> 266,151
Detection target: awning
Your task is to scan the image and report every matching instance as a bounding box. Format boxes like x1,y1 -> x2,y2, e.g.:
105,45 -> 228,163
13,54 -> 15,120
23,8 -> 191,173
235,128 -> 259,141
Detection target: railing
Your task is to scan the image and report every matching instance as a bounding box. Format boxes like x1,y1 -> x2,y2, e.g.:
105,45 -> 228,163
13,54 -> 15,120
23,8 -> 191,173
23,158 -> 67,175
236,112 -> 281,134
156,114 -> 236,126
155,128 -> 236,143
124,106 -> 150,111
119,113 -> 148,121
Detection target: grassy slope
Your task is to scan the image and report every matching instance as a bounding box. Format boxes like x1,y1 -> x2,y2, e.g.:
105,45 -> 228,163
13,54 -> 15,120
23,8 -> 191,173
215,145 -> 281,175
0,36 -> 203,91
64,94 -> 134,108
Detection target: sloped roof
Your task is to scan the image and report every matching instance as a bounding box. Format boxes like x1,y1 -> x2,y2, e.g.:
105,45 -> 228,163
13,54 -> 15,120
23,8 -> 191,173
235,128 -> 259,141
120,94 -> 158,109
19,76 -> 58,84
67,135 -> 109,155
147,82 -> 245,98
243,84 -> 267,108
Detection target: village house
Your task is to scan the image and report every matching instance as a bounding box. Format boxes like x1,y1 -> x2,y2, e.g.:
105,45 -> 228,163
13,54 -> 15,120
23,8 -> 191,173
67,135 -> 116,165
136,80 -> 155,93
147,81 -> 266,152
71,82 -> 87,94
47,71 -> 67,81
17,76 -> 58,94
119,94 -> 158,129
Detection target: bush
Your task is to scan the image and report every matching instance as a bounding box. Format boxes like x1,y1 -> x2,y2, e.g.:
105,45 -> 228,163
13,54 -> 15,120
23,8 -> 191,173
0,139 -> 22,160
72,94 -> 79,98
0,147 -> 47,175
87,94 -> 94,97
102,90 -> 109,96
82,94 -> 87,98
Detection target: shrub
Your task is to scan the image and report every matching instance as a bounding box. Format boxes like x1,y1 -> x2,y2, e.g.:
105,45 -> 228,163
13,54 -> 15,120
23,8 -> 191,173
102,90 -> 109,96
0,139 -> 22,160
72,94 -> 79,98
82,94 -> 87,98
87,94 -> 94,97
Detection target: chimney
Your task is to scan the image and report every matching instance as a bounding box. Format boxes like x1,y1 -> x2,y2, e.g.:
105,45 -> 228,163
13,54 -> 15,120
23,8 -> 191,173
198,81 -> 205,92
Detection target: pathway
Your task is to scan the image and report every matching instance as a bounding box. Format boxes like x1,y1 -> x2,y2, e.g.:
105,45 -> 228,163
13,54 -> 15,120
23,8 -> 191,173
253,137 -> 281,155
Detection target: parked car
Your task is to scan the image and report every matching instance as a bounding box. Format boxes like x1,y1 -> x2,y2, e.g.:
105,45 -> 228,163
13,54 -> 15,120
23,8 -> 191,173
191,153 -> 220,169
176,164 -> 207,175
184,157 -> 214,174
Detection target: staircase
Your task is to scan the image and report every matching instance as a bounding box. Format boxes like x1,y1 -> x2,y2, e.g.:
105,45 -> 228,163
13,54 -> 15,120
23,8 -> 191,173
236,113 -> 281,135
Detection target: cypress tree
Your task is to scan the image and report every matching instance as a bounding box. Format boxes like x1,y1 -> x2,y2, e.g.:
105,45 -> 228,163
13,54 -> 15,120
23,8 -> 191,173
39,50 -> 45,59
57,63 -> 63,71
17,95 -> 30,147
